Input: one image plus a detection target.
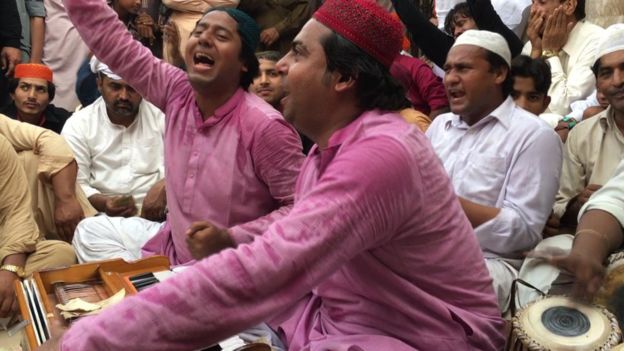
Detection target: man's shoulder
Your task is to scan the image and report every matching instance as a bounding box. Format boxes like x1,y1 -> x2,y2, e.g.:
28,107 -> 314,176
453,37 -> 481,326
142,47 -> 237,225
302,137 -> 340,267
569,110 -> 606,138
576,20 -> 604,36
239,92 -> 285,123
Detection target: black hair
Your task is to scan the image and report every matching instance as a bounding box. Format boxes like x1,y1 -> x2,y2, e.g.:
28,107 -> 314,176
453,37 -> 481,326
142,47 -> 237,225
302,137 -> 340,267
8,77 -> 56,101
484,50 -> 513,97
255,51 -> 282,62
202,7 -> 259,90
511,55 -> 552,94
444,2 -> 473,36
320,31 -> 410,111
592,59 -> 601,77
572,0 -> 585,20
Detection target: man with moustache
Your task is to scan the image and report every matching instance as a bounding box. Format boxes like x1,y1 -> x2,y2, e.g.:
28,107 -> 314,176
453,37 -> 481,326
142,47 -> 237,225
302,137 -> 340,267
40,0 -> 504,350
426,30 -> 562,312
66,0 -> 303,266
1,64 -> 71,134
61,60 -> 167,262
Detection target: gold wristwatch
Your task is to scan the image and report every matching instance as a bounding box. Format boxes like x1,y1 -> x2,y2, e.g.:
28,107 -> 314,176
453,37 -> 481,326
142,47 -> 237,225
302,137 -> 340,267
542,49 -> 559,59
0,264 -> 26,278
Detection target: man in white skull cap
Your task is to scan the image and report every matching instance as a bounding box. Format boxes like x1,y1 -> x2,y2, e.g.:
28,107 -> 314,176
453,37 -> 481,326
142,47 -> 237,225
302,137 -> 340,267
426,29 -> 563,313
62,57 -> 167,262
517,23 -> 624,307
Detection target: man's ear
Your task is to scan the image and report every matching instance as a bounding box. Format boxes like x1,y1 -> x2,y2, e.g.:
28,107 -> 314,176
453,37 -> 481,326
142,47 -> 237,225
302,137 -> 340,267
334,72 -> 356,93
96,75 -> 103,94
493,66 -> 508,86
544,95 -> 551,109
563,0 -> 577,17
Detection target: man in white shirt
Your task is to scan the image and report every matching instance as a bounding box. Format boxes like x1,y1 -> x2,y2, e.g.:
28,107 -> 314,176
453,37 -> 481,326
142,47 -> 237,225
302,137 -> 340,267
427,30 -> 562,312
61,59 -> 165,220
523,0 -> 603,117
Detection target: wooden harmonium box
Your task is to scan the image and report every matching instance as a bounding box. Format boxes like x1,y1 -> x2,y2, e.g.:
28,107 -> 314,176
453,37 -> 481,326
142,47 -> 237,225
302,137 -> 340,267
15,256 -> 271,351
15,256 -> 171,350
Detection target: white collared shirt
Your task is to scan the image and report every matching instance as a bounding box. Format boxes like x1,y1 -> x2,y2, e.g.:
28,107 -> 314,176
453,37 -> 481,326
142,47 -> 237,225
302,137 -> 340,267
426,97 -> 563,260
61,97 -> 165,207
522,20 -> 604,116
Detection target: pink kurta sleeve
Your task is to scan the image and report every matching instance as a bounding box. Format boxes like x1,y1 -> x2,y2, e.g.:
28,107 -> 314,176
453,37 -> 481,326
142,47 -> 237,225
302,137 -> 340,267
60,137 -> 418,350
63,0 -> 187,111
229,117 -> 303,244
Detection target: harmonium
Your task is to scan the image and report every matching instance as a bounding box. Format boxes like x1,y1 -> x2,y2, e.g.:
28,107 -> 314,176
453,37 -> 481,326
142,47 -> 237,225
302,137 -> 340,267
14,256 -> 270,351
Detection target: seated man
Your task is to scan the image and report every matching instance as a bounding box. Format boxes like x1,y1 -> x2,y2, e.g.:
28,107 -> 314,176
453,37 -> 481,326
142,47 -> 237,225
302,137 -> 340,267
40,1 -> 505,350
62,59 -> 166,218
547,25 -> 624,237
523,0 -> 603,116
0,114 -> 94,318
1,63 -> 71,134
518,24 -> 624,306
69,2 -> 304,265
426,30 -> 562,312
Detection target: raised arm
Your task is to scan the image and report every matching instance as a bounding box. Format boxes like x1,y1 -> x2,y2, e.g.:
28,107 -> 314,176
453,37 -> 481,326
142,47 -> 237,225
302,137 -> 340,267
63,0 -> 186,111
391,0 -> 454,68
468,0 -> 524,58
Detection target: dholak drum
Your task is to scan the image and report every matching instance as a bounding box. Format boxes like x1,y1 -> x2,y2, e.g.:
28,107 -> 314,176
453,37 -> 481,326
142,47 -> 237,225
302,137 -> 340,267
595,251 -> 624,327
508,296 -> 622,350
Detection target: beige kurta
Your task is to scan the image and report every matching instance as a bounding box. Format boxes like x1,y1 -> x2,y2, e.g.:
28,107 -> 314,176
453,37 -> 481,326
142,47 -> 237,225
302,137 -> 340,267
553,107 -> 624,219
162,0 -> 239,64
0,115 -> 95,273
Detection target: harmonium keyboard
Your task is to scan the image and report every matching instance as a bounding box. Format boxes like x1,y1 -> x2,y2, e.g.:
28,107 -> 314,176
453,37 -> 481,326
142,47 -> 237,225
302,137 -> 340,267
14,256 -> 270,351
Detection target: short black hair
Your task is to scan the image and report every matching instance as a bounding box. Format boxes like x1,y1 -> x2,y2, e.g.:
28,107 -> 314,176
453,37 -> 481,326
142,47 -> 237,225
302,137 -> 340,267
572,0 -> 585,20
511,55 -> 552,94
320,31 -> 409,112
202,7 -> 260,90
444,2 -> 473,36
484,50 -> 512,97
255,51 -> 282,62
8,77 -> 56,101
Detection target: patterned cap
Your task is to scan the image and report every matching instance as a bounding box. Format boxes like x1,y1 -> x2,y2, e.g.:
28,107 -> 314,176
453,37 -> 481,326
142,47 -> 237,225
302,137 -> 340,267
313,0 -> 404,67
14,63 -> 53,82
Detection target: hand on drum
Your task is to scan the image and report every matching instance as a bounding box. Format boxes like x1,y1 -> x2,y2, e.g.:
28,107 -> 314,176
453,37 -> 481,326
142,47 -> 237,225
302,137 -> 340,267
527,248 -> 605,301
185,221 -> 235,260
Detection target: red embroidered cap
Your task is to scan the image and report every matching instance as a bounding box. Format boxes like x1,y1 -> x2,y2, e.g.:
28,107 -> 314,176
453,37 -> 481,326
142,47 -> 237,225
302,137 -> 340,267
313,0 -> 404,68
15,63 -> 53,83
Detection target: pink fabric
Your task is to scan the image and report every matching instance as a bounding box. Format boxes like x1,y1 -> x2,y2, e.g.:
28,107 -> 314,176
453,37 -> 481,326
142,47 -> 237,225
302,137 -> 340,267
61,0 -> 304,266
391,55 -> 449,115
59,105 -> 505,349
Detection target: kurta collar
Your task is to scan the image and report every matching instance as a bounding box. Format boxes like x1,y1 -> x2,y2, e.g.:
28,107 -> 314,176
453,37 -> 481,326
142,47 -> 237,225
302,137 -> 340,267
195,88 -> 245,128
447,96 -> 515,130
561,21 -> 586,58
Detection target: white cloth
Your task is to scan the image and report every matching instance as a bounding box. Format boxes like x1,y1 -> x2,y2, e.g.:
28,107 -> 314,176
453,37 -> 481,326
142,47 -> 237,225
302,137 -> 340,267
73,215 -> 163,263
61,97 -> 165,207
579,158 -> 624,225
522,20 -> 604,116
89,56 -> 122,80
595,23 -> 624,63
516,234 -> 574,308
426,97 -> 563,261
484,258 -> 518,312
568,89 -> 600,121
453,30 -> 511,66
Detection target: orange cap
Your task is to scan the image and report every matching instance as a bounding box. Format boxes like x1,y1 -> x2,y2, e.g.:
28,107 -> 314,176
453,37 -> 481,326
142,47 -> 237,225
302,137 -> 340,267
14,63 -> 53,82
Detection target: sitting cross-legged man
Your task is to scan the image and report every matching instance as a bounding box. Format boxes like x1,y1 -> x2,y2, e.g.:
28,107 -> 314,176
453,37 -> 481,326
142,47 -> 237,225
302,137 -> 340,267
0,113 -> 95,319
426,30 -> 562,313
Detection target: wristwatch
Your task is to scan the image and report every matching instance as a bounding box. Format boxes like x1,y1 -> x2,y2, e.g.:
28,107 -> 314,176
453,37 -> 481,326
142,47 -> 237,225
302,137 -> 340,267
562,115 -> 578,129
0,264 -> 26,278
542,49 -> 560,59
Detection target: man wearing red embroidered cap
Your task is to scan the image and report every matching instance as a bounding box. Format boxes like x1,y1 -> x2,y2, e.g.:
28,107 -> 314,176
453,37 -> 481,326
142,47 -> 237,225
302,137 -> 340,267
1,63 -> 71,134
40,0 -> 504,350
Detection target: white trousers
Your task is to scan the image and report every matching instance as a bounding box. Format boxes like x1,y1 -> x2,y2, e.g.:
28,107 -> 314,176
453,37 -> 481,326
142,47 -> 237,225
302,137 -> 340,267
73,215 -> 164,263
485,258 -> 518,313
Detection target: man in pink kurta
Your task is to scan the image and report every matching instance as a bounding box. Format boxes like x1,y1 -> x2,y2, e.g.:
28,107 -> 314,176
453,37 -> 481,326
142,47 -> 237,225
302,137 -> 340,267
67,0 -> 304,266
42,0 -> 505,350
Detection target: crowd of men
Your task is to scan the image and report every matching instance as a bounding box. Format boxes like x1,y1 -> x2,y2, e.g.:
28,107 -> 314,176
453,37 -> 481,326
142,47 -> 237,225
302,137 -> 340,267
0,0 -> 623,349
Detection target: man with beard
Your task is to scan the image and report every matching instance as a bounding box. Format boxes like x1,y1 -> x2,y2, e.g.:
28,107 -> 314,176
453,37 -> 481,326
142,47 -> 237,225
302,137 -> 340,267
40,0 -> 503,350
66,1 -> 303,266
61,59 -> 166,237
